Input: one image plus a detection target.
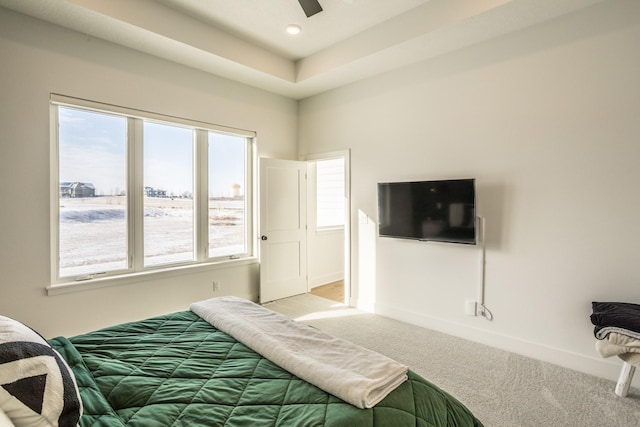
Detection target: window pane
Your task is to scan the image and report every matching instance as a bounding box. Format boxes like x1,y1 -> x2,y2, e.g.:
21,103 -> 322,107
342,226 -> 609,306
208,132 -> 246,257
58,107 -> 127,277
317,158 -> 345,228
143,122 -> 194,266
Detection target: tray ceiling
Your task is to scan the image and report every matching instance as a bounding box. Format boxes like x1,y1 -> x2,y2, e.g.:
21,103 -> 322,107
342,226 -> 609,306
0,0 -> 606,99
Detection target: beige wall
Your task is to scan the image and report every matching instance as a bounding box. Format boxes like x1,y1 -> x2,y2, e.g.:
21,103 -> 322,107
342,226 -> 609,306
298,0 -> 640,385
0,8 -> 298,338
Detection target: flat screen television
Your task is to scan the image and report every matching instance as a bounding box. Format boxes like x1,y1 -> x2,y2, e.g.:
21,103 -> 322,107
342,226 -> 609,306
377,178 -> 476,244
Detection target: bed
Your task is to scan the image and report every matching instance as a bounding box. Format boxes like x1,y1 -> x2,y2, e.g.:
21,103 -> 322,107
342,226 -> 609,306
1,297 -> 483,427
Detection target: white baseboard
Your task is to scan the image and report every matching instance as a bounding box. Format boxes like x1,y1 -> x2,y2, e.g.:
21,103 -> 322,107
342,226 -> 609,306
358,300 -> 638,388
309,272 -> 343,288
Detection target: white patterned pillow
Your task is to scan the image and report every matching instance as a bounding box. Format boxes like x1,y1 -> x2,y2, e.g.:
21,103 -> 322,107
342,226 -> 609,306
0,316 -> 82,427
0,407 -> 15,427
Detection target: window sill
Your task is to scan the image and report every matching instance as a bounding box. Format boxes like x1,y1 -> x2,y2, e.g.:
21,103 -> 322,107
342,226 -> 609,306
46,257 -> 258,296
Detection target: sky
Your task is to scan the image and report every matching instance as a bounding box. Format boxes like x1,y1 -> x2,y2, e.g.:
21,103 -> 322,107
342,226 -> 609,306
58,106 -> 245,197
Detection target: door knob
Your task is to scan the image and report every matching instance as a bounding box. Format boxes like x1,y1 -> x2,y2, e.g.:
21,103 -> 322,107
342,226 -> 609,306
261,235 -> 268,241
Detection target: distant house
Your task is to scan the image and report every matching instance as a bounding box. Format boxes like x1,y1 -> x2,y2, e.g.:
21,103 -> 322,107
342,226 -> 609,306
60,182 -> 95,198
144,186 -> 167,198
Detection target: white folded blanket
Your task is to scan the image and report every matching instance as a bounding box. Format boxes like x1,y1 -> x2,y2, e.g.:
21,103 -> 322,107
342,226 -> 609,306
596,332 -> 640,366
595,326 -> 640,341
190,296 -> 408,409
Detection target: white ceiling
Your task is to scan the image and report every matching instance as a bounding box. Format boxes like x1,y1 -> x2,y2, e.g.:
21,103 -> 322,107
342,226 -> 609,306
0,0 -> 606,99
155,0 -> 432,60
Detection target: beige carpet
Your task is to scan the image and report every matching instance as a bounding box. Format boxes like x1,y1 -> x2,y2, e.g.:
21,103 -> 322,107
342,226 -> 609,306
265,293 -> 640,427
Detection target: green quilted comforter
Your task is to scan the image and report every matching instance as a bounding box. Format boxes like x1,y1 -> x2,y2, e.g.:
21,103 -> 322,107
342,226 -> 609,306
49,311 -> 483,427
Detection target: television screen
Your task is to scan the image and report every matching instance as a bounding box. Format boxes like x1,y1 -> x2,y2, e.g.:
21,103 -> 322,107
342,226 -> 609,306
377,178 -> 476,244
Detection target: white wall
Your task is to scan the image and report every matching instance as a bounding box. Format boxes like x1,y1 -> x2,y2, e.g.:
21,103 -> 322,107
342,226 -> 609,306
0,8 -> 298,338
298,0 -> 640,385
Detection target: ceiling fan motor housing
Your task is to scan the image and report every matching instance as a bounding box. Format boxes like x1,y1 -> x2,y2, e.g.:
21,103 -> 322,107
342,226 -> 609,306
298,0 -> 323,18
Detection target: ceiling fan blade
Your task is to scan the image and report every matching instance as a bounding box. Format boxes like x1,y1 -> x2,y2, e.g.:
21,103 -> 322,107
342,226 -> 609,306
298,0 -> 323,18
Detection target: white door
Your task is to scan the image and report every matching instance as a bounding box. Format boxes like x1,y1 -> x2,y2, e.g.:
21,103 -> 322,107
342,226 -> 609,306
259,158 -> 307,303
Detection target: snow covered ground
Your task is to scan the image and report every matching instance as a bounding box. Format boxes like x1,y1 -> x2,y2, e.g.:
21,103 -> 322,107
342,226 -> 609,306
59,196 -> 244,277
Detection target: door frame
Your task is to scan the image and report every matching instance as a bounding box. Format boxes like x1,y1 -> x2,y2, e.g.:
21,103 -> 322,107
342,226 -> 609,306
300,150 -> 351,305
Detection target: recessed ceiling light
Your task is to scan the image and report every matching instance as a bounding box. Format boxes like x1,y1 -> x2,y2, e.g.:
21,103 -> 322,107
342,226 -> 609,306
286,24 -> 302,35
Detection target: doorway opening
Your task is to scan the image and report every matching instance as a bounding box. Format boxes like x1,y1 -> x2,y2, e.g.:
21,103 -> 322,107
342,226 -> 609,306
303,150 -> 350,305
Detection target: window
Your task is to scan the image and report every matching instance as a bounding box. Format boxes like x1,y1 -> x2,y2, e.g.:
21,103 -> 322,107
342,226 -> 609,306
143,122 -> 194,267
51,95 -> 254,284
57,107 -> 128,277
208,132 -> 247,258
316,158 -> 345,229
